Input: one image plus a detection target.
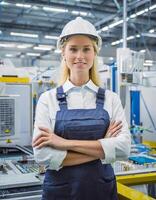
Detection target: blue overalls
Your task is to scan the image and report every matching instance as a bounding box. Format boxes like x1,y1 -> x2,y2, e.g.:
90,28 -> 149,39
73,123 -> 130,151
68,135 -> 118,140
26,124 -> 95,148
42,86 -> 118,200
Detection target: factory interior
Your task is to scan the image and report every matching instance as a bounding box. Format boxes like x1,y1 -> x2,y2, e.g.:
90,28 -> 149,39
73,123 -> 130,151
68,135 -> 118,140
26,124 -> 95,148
0,0 -> 156,199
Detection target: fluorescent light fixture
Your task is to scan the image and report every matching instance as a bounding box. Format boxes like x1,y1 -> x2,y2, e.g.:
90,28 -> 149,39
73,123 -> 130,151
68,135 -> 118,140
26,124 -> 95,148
109,20 -> 123,28
72,11 -> 87,16
111,35 -> 136,46
136,10 -> 145,16
136,34 -> 140,38
143,63 -> 153,66
26,53 -> 40,56
99,5 -> 156,34
149,4 -> 156,10
102,26 -> 109,31
0,43 -> 15,48
32,6 -> 39,10
17,44 -> 32,49
127,35 -> 135,40
5,54 -> 14,57
0,30 -> 2,34
0,1 -> 10,5
15,3 -> 31,8
140,49 -> 146,53
109,57 -> 114,60
101,20 -> 123,32
45,35 -> 59,40
10,32 -> 38,38
34,45 -> 52,51
54,49 -> 61,54
145,60 -> 153,63
111,40 -> 120,46
130,14 -> 137,18
149,29 -> 154,33
43,6 -> 68,13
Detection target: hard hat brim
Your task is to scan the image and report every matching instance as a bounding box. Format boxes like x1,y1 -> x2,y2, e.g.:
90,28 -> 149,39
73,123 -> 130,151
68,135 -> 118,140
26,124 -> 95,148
57,33 -> 102,50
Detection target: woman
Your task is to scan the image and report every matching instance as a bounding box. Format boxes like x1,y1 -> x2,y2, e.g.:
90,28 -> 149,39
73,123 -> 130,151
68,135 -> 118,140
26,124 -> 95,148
32,17 -> 131,200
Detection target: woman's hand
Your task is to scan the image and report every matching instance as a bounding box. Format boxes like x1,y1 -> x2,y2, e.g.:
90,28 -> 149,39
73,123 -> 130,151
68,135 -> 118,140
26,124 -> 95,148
32,127 -> 68,150
105,121 -> 122,138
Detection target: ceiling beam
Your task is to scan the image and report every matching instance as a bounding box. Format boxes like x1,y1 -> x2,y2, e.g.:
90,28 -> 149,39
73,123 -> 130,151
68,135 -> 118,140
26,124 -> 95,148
94,0 -> 151,28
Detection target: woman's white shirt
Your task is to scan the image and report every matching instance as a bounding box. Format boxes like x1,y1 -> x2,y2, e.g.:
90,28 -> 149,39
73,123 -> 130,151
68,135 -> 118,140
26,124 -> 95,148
33,79 -> 131,170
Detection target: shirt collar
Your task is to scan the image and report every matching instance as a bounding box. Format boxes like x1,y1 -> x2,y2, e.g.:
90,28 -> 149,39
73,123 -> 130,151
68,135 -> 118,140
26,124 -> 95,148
63,79 -> 99,93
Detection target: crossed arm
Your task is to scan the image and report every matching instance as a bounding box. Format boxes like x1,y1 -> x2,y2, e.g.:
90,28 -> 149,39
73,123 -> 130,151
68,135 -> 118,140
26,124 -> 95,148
32,121 -> 122,167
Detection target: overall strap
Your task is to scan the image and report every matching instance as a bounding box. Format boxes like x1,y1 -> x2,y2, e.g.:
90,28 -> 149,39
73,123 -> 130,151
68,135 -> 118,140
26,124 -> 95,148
96,87 -> 105,109
56,86 -> 67,110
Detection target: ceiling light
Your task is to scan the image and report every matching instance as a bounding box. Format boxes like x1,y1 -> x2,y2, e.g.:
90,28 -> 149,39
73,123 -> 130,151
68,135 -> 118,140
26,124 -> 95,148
43,7 -> 68,13
136,10 -> 145,16
136,34 -> 140,38
5,54 -> 14,57
143,63 -> 153,66
127,35 -> 135,40
109,57 -> 114,60
102,26 -> 109,31
54,49 -> 61,54
149,4 -> 156,10
0,30 -> 2,34
0,43 -> 16,48
149,29 -> 154,33
45,35 -> 59,40
0,1 -> 10,5
34,45 -> 52,51
10,32 -> 38,38
72,11 -> 87,16
140,49 -> 146,53
130,14 -> 137,18
109,20 -> 123,28
111,34 -> 136,46
26,53 -> 40,56
99,5 -> 156,34
15,3 -> 31,8
32,6 -> 39,10
17,44 -> 32,49
145,60 -> 153,63
111,41 -> 120,46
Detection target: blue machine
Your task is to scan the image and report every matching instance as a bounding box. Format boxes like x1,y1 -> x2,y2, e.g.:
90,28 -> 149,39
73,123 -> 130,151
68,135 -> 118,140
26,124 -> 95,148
110,63 -> 117,92
130,90 -> 143,143
130,90 -> 140,126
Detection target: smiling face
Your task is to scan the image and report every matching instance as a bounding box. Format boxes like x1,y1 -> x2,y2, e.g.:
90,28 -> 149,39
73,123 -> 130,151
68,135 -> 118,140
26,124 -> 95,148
62,35 -> 96,79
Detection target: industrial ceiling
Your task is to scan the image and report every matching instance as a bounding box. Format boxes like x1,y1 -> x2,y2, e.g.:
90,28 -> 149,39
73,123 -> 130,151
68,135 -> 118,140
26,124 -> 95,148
0,0 -> 156,61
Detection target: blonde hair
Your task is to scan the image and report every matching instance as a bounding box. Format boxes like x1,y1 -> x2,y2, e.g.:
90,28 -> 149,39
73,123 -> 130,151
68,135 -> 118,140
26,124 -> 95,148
58,37 -> 101,86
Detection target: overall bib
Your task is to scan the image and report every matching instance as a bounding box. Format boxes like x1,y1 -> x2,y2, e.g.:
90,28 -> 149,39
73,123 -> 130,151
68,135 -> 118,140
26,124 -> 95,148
42,86 -> 118,200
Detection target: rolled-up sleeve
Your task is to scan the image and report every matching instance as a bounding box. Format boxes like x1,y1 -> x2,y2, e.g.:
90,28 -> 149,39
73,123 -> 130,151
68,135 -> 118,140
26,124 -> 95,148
33,92 -> 67,171
99,93 -> 131,163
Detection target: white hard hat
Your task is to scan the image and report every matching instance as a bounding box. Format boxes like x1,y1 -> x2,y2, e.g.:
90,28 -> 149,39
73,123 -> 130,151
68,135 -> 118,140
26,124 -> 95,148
57,17 -> 102,50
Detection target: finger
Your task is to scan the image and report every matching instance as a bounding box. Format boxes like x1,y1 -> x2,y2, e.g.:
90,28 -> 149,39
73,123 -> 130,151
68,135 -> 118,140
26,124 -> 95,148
109,120 -> 115,127
111,124 -> 122,133
110,130 -> 121,137
107,121 -> 115,132
36,141 -> 49,149
33,131 -> 49,143
109,121 -> 122,132
110,121 -> 122,129
33,136 -> 49,147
